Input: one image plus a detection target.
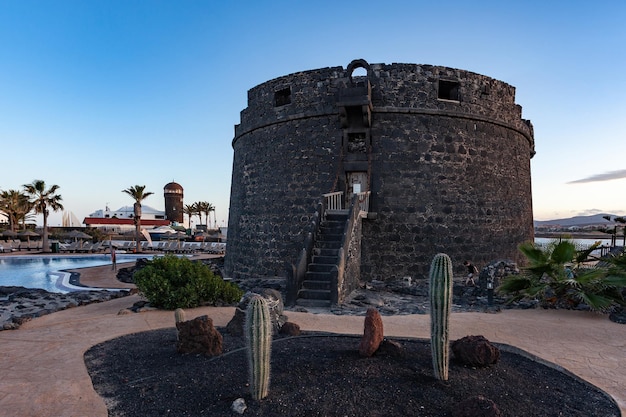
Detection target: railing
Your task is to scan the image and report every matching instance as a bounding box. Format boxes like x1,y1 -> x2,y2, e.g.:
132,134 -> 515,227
356,191 -> 370,215
323,191 -> 343,211
323,191 -> 370,215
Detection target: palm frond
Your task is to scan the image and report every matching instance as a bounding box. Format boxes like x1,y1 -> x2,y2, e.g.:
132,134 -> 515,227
518,242 -> 548,265
574,242 -> 601,264
602,274 -> 626,288
498,275 -> 532,293
550,241 -> 576,264
577,292 -> 617,312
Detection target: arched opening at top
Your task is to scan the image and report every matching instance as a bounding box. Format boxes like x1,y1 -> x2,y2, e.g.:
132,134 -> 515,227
352,67 -> 367,77
346,59 -> 371,86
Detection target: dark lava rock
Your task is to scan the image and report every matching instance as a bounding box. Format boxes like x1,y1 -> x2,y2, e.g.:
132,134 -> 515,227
279,321 -> 301,336
176,315 -> 223,356
452,335 -> 500,367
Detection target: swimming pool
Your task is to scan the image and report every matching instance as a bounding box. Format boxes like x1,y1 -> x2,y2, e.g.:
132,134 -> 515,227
0,254 -> 155,293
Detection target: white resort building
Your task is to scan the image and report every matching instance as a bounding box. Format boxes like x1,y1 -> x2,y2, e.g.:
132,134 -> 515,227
83,205 -> 170,233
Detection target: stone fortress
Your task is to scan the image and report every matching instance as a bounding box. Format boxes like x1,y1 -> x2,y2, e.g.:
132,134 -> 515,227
224,59 -> 535,305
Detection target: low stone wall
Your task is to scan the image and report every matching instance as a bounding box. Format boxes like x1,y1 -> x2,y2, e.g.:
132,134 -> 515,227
0,286 -> 131,330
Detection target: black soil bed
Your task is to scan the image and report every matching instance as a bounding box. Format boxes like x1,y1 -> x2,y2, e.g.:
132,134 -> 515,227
84,328 -> 620,417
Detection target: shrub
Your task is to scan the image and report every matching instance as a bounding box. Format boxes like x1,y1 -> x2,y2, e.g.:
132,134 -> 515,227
499,240 -> 626,312
133,255 -> 243,309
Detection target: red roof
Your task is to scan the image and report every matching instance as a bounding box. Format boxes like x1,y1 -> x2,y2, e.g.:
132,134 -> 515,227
83,217 -> 171,227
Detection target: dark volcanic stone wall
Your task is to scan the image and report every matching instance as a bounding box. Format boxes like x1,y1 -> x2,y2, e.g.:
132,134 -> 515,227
224,61 -> 534,281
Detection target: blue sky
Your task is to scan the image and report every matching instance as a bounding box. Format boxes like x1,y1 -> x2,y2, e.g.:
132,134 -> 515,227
1,0 -> 625,227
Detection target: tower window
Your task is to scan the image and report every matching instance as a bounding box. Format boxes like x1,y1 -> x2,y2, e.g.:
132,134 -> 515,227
347,132 -> 367,153
438,80 -> 460,101
274,87 -> 291,107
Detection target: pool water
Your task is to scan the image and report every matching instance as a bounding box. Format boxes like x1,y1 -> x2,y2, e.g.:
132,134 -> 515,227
0,254 -> 154,293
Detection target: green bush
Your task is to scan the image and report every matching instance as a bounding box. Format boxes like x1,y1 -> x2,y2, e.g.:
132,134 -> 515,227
499,240 -> 626,312
133,255 -> 243,309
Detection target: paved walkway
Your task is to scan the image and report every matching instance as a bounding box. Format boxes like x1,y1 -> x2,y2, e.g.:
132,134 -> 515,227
0,264 -> 624,416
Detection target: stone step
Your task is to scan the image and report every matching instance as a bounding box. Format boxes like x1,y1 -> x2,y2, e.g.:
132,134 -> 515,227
322,220 -> 347,228
315,240 -> 341,250
325,211 -> 349,220
297,288 -> 331,300
320,226 -> 344,235
318,233 -> 343,242
315,248 -> 339,257
301,280 -> 331,290
305,271 -> 332,281
295,298 -> 332,308
312,255 -> 338,265
307,263 -> 335,273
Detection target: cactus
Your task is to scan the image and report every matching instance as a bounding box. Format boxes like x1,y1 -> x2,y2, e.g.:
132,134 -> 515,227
245,295 -> 272,400
174,308 -> 186,324
429,253 -> 453,381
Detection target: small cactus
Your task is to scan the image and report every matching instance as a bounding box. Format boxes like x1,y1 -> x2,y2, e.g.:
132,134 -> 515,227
429,253 -> 453,381
174,308 -> 186,324
245,295 -> 272,400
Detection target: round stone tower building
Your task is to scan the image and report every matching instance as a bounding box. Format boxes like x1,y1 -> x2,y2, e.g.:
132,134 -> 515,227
225,59 -> 535,290
164,181 -> 184,223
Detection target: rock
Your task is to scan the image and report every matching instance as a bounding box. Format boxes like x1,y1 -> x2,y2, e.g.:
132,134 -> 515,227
359,308 -> 384,357
451,335 -> 500,367
452,395 -> 502,417
130,300 -> 150,312
376,339 -> 404,357
115,258 -> 150,283
231,398 -> 247,414
176,315 -> 223,356
226,290 -> 288,336
363,293 -> 385,307
609,307 -> 626,324
477,260 -> 519,297
225,307 -> 246,336
279,321 -> 301,336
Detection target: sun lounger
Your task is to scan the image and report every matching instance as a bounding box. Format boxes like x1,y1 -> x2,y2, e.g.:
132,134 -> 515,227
90,242 -> 103,252
0,243 -> 14,253
160,241 -> 174,253
180,243 -> 195,253
78,243 -> 97,253
61,242 -> 80,253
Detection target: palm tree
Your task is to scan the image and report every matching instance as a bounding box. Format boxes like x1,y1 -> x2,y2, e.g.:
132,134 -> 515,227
195,201 -> 207,229
122,185 -> 154,253
208,203 -> 216,229
0,189 -> 31,231
183,203 -> 199,230
198,201 -> 216,229
22,180 -> 63,252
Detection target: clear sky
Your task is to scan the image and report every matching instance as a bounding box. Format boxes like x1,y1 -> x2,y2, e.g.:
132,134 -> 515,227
1,0 -> 625,227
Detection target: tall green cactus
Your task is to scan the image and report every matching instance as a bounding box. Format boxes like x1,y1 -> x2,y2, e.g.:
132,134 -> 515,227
429,253 -> 453,381
245,295 -> 272,400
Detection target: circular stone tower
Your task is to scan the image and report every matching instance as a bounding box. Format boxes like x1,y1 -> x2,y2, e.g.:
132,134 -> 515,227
224,59 -> 535,282
164,181 -> 184,223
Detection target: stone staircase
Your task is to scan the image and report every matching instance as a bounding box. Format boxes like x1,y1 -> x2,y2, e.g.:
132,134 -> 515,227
296,210 -> 349,307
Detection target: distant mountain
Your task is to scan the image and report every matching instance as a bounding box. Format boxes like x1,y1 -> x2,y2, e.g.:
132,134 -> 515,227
534,213 -> 620,227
